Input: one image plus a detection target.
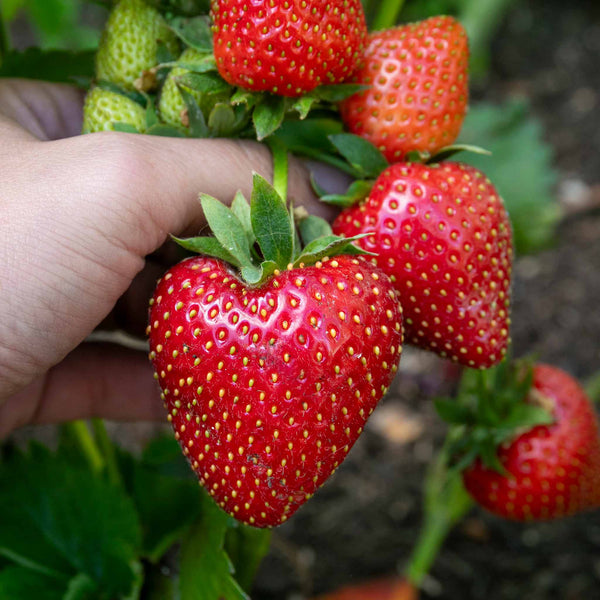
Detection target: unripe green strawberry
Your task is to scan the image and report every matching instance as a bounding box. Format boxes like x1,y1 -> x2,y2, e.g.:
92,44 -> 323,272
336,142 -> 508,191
96,0 -> 179,91
159,48 -> 213,128
82,87 -> 146,133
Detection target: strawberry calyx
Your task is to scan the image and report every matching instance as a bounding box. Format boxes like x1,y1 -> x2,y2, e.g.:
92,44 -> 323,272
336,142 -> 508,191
173,173 -> 371,287
436,359 -> 555,474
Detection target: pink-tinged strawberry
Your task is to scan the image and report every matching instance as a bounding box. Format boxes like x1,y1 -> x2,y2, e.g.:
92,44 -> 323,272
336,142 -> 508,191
332,161 -> 512,368
340,16 -> 469,162
147,174 -> 403,527
462,364 -> 600,521
210,0 -> 367,97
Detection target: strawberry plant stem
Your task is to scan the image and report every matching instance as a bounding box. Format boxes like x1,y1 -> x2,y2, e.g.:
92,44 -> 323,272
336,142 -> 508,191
91,418 -> 123,488
65,420 -> 105,473
405,449 -> 473,586
371,0 -> 405,31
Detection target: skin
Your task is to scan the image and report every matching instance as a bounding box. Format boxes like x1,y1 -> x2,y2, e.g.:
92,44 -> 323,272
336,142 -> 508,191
0,78 -> 342,438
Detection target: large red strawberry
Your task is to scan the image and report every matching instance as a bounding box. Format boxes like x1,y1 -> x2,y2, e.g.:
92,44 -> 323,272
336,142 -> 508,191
147,175 -> 403,527
332,161 -> 512,368
462,364 -> 600,520
340,16 -> 469,162
210,0 -> 367,96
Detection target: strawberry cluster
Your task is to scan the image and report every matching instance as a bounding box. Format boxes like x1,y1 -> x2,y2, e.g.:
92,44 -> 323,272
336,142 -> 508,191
84,0 -> 600,529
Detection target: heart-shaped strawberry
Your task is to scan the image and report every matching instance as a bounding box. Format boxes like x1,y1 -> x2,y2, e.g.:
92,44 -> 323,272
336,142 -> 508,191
148,175 -> 403,526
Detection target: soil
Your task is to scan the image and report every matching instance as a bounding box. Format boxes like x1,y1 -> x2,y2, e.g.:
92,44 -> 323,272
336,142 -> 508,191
253,1 -> 600,598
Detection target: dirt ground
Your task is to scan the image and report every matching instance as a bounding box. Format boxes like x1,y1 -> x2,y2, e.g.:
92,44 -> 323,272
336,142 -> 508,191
254,1 -> 600,598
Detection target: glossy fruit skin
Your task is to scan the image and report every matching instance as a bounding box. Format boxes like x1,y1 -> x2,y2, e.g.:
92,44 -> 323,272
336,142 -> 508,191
82,87 -> 146,133
340,16 -> 469,162
96,0 -> 179,91
332,161 -> 512,368
463,364 -> 600,521
210,0 -> 367,96
148,255 -> 403,527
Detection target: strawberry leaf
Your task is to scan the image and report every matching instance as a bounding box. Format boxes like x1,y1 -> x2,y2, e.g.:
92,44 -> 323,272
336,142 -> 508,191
298,214 -> 333,246
434,399 -> 473,425
294,234 -> 372,266
291,95 -> 317,120
179,492 -> 248,600
0,566 -> 68,600
178,72 -> 231,95
200,194 -> 256,269
231,191 -> 255,247
178,85 -> 209,137
145,123 -> 187,137
253,95 -> 286,140
250,174 -> 294,267
427,143 -> 492,164
208,103 -> 236,137
0,443 -> 141,597
313,83 -> 369,102
177,55 -> 217,74
112,122 -> 141,134
328,133 -> 389,179
320,179 -> 373,208
167,15 -> 213,50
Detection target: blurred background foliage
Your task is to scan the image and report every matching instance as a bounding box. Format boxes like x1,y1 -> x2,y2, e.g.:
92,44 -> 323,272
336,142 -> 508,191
0,0 -> 560,254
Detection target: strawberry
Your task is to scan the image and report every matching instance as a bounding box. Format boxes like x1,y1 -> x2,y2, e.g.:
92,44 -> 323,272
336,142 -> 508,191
332,161 -> 512,368
340,16 -> 469,162
82,87 -> 147,133
462,364 -> 600,520
210,0 -> 368,97
96,0 -> 179,91
147,175 -> 403,527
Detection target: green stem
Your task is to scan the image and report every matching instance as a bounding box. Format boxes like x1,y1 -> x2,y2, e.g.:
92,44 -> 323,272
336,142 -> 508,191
405,445 -> 473,587
0,8 -> 10,65
91,419 -> 122,487
371,0 -> 405,31
267,138 -> 289,203
63,421 -> 104,474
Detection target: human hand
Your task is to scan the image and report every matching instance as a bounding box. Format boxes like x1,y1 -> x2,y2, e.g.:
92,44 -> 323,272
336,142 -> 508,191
0,79 -> 343,437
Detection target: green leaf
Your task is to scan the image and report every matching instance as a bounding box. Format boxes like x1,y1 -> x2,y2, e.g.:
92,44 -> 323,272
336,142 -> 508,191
208,103 -> 236,137
63,573 -> 98,600
328,133 -> 389,179
320,179 -> 373,208
291,95 -> 317,119
231,191 -> 255,247
298,214 -> 333,246
167,15 -> 213,50
313,83 -> 369,102
434,399 -> 473,425
179,492 -> 249,600
177,54 -> 217,73
427,143 -> 492,164
145,96 -> 160,130
456,100 -> 560,254
0,443 -> 141,597
501,403 -> 554,431
112,123 -> 141,134
178,85 -> 209,137
0,566 -> 66,600
225,526 -> 272,593
117,450 -> 202,564
250,174 -> 294,267
253,95 -> 287,140
145,123 -> 187,137
295,234 -> 372,266
178,71 -> 231,95
201,194 -> 256,268
0,48 -> 94,82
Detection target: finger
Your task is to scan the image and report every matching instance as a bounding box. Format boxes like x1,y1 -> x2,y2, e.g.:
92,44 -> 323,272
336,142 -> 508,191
0,79 -> 84,140
0,343 -> 164,439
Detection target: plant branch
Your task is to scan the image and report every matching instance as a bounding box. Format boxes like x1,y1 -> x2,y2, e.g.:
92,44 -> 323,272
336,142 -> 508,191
91,419 -> 123,487
64,420 -> 105,473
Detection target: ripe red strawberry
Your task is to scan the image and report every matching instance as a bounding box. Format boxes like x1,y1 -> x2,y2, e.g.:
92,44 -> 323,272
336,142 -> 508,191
147,175 -> 403,527
462,364 -> 600,521
340,16 -> 469,162
332,161 -> 512,368
210,0 -> 367,97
